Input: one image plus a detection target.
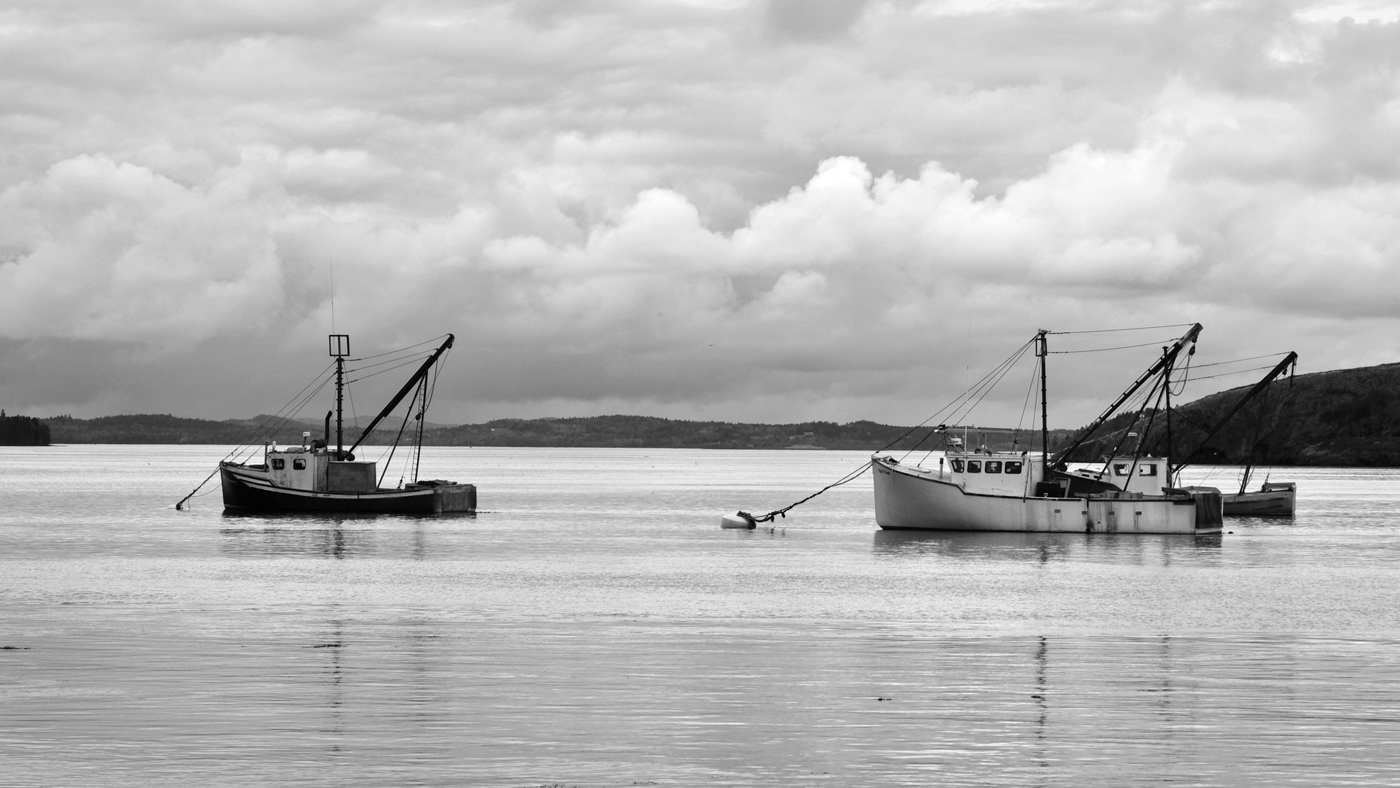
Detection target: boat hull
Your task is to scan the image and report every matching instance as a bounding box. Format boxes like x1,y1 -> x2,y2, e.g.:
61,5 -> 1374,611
1222,484 -> 1295,516
220,465 -> 475,514
873,457 -> 1217,534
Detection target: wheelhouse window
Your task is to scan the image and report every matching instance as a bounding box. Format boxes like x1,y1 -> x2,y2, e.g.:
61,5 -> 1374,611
966,460 -> 981,473
271,458 -> 285,470
951,459 -> 965,472
293,459 -> 307,470
1005,461 -> 1023,474
1139,465 -> 1158,476
1114,463 -> 1130,476
984,460 -> 1002,473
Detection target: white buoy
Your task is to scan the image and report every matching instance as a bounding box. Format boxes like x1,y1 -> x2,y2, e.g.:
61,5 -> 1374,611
720,513 -> 756,529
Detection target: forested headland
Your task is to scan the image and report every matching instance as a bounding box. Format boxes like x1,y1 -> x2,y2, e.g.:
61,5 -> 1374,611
0,413 -> 51,446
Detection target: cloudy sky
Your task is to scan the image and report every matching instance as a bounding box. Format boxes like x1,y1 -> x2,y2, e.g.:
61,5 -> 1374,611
1,0 -> 1398,429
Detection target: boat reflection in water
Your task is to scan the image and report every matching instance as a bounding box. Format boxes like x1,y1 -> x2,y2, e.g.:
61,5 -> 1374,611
872,527 -> 1222,560
217,509 -> 471,559
219,523 -> 375,559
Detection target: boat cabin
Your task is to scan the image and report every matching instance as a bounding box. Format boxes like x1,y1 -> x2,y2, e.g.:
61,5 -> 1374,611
1065,456 -> 1170,496
944,450 -> 1044,496
939,451 -> 1173,498
258,433 -> 378,494
264,445 -> 324,490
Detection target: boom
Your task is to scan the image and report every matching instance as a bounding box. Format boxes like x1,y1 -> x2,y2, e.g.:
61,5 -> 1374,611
346,334 -> 455,456
1174,351 -> 1298,472
1051,323 -> 1203,465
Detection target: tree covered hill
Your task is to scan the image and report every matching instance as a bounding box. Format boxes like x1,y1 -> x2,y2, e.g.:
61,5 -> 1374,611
1071,362 -> 1400,467
44,414 -> 312,446
41,412 -> 1068,452
43,413 -> 947,450
427,416 -> 930,450
0,413 -> 50,446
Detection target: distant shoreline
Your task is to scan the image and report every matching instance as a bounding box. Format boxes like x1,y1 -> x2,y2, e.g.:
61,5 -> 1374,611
40,413 -> 1066,453
19,360 -> 1400,466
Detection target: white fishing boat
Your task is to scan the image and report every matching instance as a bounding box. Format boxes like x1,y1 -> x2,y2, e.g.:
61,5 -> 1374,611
873,325 -> 1223,534
874,449 -> 1217,533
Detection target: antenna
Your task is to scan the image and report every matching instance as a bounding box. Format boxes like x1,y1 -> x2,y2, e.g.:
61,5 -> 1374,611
329,334 -> 350,459
329,260 -> 337,334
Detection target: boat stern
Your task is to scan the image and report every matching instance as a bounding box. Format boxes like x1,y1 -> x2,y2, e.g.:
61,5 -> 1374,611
411,481 -> 476,513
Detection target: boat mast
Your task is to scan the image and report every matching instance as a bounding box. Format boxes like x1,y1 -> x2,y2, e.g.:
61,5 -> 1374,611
330,334 -> 350,459
1037,329 -> 1049,479
1163,345 -> 1174,486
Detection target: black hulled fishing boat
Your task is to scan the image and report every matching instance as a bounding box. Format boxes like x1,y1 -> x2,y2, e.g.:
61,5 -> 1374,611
212,334 -> 475,514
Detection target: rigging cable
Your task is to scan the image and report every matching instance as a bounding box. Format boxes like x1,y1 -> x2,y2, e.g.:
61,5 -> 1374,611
1185,364 -> 1288,382
1013,353 -> 1040,449
1170,343 -> 1194,396
733,337 -> 1039,526
946,343 -> 1035,429
1192,353 -> 1294,369
346,349 -> 436,378
1049,338 -> 1183,354
175,361 -> 336,509
379,376 -> 424,488
349,334 -> 450,362
1048,323 -> 1196,335
897,339 -> 1037,461
414,348 -> 445,483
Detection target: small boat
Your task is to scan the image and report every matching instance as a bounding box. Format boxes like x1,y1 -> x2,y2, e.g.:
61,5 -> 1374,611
1222,476 -> 1296,516
1175,359 -> 1299,518
217,334 -> 475,514
874,325 -> 1223,534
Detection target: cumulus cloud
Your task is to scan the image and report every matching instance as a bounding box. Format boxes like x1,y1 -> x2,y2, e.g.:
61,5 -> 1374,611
0,155 -> 284,347
0,1 -> 1398,426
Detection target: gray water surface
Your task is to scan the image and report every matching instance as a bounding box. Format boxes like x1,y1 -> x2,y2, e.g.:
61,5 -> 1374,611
2,446 -> 1398,786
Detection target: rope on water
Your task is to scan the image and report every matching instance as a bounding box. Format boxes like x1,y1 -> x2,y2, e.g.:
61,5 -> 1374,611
737,460 -> 874,525
175,465 -> 223,510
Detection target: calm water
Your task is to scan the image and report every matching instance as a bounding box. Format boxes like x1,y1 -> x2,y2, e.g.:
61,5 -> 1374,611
2,445 -> 1399,787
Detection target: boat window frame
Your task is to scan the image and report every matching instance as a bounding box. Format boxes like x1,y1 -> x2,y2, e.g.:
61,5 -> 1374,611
984,460 -> 1002,473
293,458 -> 307,470
966,460 -> 982,473
1139,464 -> 1158,476
1114,463 -> 1130,476
950,459 -> 965,472
1005,460 -> 1023,474
271,458 -> 285,470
